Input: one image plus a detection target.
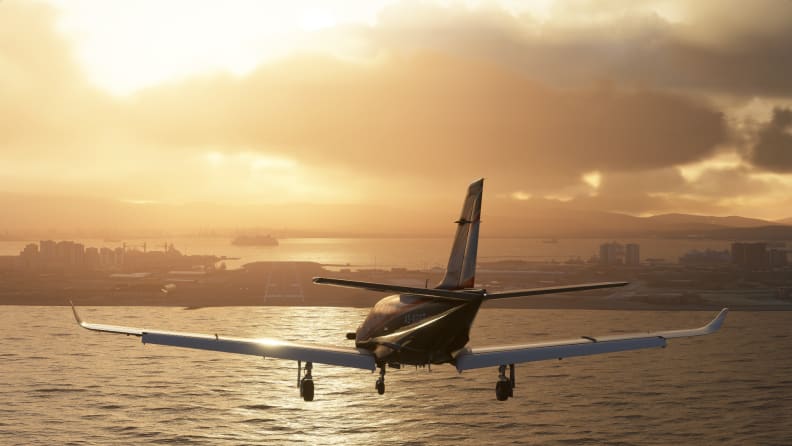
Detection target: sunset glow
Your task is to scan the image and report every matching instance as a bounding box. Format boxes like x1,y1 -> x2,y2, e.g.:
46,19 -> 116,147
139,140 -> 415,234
3,0 -> 792,236
51,0 -> 391,95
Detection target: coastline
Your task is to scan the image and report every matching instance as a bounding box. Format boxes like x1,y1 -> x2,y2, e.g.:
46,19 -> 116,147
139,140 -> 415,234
2,257 -> 791,311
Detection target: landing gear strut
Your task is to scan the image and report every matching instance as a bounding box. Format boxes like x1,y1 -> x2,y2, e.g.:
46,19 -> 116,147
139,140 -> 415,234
375,365 -> 386,395
298,360 -> 314,401
495,364 -> 515,401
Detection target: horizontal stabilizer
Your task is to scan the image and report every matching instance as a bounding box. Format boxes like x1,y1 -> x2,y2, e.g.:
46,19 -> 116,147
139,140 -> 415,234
312,277 -> 480,301
314,278 -> 629,301
483,282 -> 628,300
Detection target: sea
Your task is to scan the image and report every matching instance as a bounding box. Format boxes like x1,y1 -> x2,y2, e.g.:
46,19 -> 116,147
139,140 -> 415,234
1,306 -> 791,445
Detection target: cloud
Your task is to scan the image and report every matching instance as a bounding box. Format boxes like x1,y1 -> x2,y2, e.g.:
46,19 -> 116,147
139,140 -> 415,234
3,0 -> 792,225
357,1 -> 792,98
0,2 -> 114,149
563,168 -> 715,215
128,52 -> 728,196
543,163 -> 783,217
749,108 -> 792,172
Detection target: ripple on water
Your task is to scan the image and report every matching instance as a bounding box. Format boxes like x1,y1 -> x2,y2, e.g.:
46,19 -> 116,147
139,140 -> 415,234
240,404 -> 277,410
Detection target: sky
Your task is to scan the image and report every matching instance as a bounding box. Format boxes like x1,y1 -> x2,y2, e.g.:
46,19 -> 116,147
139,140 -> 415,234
2,0 -> 792,234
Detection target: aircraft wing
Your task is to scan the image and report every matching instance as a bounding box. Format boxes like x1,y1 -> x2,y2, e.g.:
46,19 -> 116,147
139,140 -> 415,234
71,304 -> 376,371
312,277 -> 479,301
454,308 -> 727,371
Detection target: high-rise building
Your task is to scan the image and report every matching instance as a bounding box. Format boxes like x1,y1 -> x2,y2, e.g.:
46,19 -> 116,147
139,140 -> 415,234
625,243 -> 640,266
100,247 -> 115,267
20,243 -> 38,257
56,241 -> 75,265
731,242 -> 769,270
39,240 -> 56,259
73,243 -> 85,267
18,243 -> 39,269
769,249 -> 788,268
84,247 -> 100,269
599,242 -> 624,265
114,247 -> 125,267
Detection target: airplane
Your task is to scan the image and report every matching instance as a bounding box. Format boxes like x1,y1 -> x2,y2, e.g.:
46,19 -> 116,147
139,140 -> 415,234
71,178 -> 728,401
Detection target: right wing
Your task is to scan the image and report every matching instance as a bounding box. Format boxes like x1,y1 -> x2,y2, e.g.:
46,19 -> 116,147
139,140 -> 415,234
71,304 -> 376,371
454,308 -> 728,371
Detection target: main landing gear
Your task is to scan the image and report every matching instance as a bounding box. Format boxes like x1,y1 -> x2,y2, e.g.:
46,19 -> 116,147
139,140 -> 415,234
298,360 -> 314,401
495,364 -> 515,401
375,365 -> 386,395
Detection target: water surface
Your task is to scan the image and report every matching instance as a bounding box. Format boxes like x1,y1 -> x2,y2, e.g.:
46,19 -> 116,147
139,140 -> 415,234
1,307 -> 789,445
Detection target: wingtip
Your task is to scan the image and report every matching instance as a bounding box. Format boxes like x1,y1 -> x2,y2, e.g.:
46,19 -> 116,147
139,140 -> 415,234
707,307 -> 729,332
70,300 -> 84,326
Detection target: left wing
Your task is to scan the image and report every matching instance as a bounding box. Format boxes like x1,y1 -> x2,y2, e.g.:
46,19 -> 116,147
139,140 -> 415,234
454,308 -> 727,371
71,304 -> 376,371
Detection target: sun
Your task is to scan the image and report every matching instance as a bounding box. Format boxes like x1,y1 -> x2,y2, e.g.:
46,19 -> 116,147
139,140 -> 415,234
46,0 -> 566,96
47,0 -> 391,95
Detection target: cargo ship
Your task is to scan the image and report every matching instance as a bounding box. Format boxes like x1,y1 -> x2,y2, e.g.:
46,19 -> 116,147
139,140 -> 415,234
231,235 -> 279,246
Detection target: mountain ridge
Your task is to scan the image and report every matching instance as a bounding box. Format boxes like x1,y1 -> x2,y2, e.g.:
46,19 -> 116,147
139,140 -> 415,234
0,192 -> 790,239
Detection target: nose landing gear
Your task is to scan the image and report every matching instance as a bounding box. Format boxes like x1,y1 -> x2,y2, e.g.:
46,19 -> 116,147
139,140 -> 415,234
495,364 -> 515,401
375,365 -> 386,395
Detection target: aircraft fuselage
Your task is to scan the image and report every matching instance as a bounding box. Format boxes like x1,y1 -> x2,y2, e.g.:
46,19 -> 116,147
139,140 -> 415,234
355,294 -> 483,366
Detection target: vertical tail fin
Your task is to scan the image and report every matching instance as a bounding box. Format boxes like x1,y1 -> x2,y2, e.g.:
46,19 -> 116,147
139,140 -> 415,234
436,178 -> 483,290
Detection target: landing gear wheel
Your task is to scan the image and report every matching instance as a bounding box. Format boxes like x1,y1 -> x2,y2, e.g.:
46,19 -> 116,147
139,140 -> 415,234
495,380 -> 510,401
375,378 -> 385,395
301,378 -> 315,401
298,361 -> 315,401
495,364 -> 514,401
375,364 -> 386,395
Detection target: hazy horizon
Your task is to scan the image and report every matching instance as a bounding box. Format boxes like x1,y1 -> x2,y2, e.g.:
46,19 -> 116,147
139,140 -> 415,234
1,193 -> 790,240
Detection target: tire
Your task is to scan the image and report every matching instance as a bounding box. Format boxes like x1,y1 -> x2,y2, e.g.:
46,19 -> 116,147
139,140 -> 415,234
376,379 -> 385,395
302,379 -> 314,401
495,380 -> 510,401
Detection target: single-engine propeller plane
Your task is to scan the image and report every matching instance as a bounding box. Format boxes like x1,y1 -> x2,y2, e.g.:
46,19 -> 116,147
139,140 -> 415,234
72,178 -> 727,401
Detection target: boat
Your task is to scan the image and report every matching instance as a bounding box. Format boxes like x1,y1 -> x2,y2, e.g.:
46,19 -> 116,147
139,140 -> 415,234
231,235 -> 279,246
